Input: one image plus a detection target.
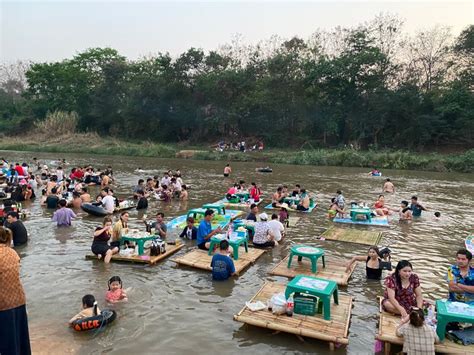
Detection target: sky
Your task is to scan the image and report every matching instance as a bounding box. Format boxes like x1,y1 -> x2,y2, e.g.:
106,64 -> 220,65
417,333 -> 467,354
1,0 -> 472,62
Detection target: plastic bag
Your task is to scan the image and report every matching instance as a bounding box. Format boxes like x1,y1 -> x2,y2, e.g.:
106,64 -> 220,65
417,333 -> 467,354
270,292 -> 287,315
245,301 -> 266,312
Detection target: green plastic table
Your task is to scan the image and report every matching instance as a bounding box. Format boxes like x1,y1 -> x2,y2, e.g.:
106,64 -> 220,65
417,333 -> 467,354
350,207 -> 372,222
285,275 -> 338,320
236,192 -> 250,200
202,203 -> 225,215
436,299 -> 474,340
208,232 -> 248,260
120,234 -> 156,255
287,245 -> 325,273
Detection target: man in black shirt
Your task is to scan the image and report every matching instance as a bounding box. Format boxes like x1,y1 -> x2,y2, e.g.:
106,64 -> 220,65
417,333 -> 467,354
246,203 -> 258,222
136,190 -> 149,210
44,187 -> 60,209
5,211 -> 28,246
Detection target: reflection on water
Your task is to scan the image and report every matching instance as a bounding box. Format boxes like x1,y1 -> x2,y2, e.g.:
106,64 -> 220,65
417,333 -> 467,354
4,151 -> 472,354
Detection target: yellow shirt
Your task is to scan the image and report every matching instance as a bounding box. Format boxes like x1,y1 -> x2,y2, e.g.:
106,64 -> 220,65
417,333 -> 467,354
0,244 -> 26,311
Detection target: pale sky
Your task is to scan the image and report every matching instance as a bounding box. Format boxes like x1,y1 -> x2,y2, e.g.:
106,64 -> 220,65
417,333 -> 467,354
1,0 -> 473,62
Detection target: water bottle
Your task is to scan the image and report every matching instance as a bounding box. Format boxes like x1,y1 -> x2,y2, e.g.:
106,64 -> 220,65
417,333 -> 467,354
286,295 -> 294,317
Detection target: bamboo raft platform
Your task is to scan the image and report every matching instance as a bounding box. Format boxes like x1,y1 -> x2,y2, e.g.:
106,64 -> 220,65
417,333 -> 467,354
269,255 -> 357,286
85,244 -> 184,265
376,300 -> 474,354
171,247 -> 265,274
234,282 -> 353,350
321,227 -> 383,246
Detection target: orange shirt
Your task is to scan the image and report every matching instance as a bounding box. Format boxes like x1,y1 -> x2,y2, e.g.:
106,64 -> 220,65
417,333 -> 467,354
0,244 -> 26,311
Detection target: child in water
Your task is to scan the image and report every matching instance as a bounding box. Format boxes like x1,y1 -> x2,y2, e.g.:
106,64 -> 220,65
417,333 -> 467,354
69,294 -> 101,325
106,276 -> 128,303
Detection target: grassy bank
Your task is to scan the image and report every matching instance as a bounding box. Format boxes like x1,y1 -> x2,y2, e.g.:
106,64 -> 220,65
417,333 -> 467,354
0,134 -> 472,173
0,133 -> 176,158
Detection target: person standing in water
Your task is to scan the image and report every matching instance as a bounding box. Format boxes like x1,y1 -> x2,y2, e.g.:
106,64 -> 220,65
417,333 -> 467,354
223,164 -> 232,177
383,178 -> 395,193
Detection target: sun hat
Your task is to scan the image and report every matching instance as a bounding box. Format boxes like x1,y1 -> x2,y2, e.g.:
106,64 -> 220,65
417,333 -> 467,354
280,203 -> 289,210
259,212 -> 268,221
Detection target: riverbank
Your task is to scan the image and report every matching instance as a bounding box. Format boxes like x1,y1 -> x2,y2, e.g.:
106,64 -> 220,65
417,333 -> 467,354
0,133 -> 472,173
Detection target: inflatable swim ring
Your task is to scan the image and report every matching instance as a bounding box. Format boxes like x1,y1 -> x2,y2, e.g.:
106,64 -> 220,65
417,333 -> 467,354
372,172 -> 382,177
72,309 -> 116,332
81,203 -> 109,217
465,236 -> 474,254
256,167 -> 273,173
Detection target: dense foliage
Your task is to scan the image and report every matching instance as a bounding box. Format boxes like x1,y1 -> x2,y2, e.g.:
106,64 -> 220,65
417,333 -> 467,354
0,17 -> 472,149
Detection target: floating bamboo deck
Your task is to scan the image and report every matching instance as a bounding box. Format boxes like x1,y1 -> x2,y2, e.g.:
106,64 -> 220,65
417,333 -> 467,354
234,282 -> 353,349
321,227 -> 383,246
85,243 -> 184,265
269,255 -> 357,286
376,301 -> 474,354
172,247 -> 265,274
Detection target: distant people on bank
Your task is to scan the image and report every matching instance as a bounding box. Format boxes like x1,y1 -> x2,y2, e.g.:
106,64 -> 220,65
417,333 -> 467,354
345,246 -> 392,280
52,199 -> 76,227
179,217 -> 197,240
4,211 -> 28,247
382,260 -> 423,322
267,213 -> 285,242
252,213 -> 278,248
106,276 -> 128,303
211,240 -> 236,281
383,178 -> 395,193
447,248 -> 474,304
410,196 -> 427,217
197,209 -> 222,250
0,226 -> 31,355
396,308 -> 439,355
69,294 -> 100,325
223,164 -> 232,177
91,217 -> 119,263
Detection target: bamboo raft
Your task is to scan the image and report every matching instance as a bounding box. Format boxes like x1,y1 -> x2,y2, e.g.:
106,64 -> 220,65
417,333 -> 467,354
376,298 -> 474,354
321,227 -> 383,246
234,282 -> 353,350
171,247 -> 265,274
269,255 -> 357,286
85,243 -> 184,265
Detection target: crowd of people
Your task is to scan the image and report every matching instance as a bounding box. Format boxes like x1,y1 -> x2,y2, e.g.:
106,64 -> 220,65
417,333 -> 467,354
0,156 -> 469,355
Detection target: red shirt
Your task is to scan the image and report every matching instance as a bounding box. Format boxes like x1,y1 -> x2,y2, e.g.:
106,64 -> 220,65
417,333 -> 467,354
15,166 -> 24,176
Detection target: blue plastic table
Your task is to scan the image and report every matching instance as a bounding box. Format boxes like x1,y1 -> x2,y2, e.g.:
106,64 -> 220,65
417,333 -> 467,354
350,207 -> 372,222
208,232 -> 248,260
436,299 -> 474,340
285,275 -> 338,320
287,245 -> 325,273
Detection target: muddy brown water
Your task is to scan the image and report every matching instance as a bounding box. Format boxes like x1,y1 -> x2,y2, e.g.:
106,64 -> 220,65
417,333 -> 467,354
4,151 -> 473,354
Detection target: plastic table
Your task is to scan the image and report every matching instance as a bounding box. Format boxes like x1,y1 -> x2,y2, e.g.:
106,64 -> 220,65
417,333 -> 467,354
208,232 -> 248,260
120,234 -> 156,255
202,203 -> 225,215
436,299 -> 474,340
350,207 -> 372,222
285,275 -> 338,320
287,245 -> 325,273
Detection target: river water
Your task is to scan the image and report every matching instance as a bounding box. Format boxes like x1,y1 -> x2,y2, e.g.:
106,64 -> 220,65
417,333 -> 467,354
5,151 -> 473,354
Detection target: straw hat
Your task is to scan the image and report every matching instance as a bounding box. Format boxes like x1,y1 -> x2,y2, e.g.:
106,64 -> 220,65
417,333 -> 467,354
280,203 -> 289,210
259,212 -> 269,221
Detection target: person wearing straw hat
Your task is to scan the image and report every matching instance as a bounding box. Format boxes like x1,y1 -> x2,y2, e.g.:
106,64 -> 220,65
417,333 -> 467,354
278,203 -> 289,226
253,213 -> 278,248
